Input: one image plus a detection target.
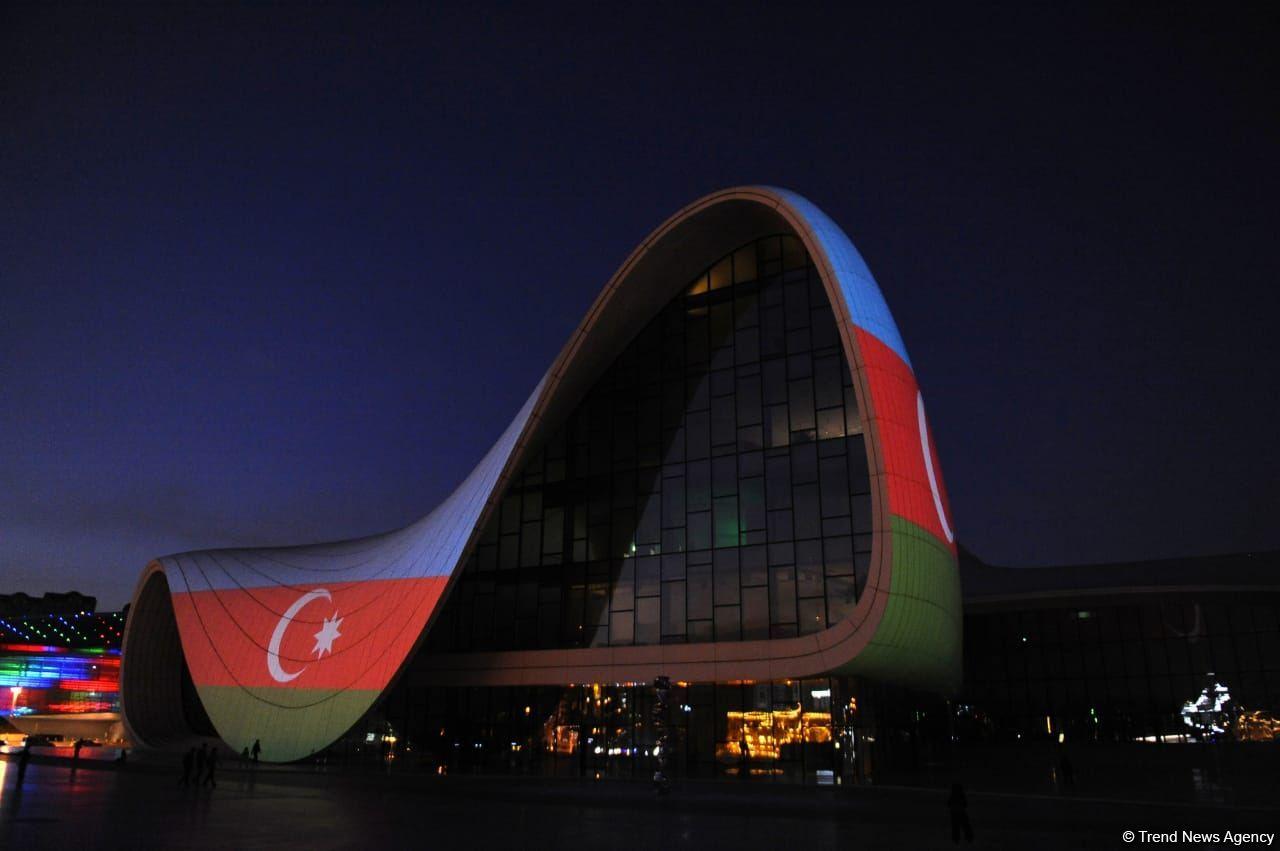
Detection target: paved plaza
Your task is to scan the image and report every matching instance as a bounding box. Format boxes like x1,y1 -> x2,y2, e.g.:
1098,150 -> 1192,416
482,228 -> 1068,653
2,754 -> 1278,850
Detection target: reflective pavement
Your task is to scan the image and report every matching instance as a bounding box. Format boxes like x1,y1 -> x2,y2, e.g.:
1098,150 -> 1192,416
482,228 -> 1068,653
2,756 -> 1277,850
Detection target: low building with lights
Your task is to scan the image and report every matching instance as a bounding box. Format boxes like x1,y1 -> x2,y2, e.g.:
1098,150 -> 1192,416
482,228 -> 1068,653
959,549 -> 1280,746
119,187 -> 962,779
0,610 -> 125,743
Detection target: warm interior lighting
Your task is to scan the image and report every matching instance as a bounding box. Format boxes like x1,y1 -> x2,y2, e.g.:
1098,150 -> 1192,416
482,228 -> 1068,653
1234,710 -> 1280,742
718,705 -> 832,760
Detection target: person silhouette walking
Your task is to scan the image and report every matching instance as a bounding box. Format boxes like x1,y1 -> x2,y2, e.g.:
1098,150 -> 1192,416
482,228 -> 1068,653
947,782 -> 975,844
16,740 -> 32,784
251,739 -> 261,764
203,746 -> 219,788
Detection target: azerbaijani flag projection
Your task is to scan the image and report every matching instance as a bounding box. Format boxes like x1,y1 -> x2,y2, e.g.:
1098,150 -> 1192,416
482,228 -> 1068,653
134,382 -> 544,763
773,189 -> 960,684
121,186 -> 962,762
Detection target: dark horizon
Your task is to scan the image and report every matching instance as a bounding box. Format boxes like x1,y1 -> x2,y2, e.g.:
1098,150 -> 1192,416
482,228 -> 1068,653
3,3 -> 1278,609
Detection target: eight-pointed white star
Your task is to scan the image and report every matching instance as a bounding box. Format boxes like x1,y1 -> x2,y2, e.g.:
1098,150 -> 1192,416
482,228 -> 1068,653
312,612 -> 343,658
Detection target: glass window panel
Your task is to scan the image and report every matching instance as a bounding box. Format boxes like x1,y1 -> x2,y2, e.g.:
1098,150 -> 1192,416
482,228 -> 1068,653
733,244 -> 757,283
611,509 -> 635,557
762,540 -> 793,568
741,545 -> 768,586
824,537 -> 854,576
770,567 -> 797,625
662,479 -> 686,527
789,378 -> 815,431
796,540 -> 825,597
688,619 -> 713,643
790,442 -> 818,484
798,598 -> 827,635
686,460 -> 711,511
767,509 -> 793,541
793,484 -> 821,539
636,597 -> 660,645
521,522 -> 542,566
543,506 -> 565,554
735,291 -> 759,328
735,372 -> 763,425
686,410 -> 710,460
765,456 -> 792,509
735,328 -> 759,365
500,494 -> 521,534
844,386 -> 862,435
715,606 -> 741,641
688,510 -> 711,550
852,494 -> 872,533
819,456 -> 850,517
709,256 -> 732,290
687,562 -> 713,620
782,235 -> 806,271
713,496 -> 739,548
712,455 -> 737,496
826,575 -> 857,623
742,587 -> 769,640
817,407 -> 845,440
765,404 -> 790,448
811,305 -> 840,349
761,307 -> 786,358
587,525 -> 609,561
762,358 -> 787,404
587,582 -> 610,646
739,477 -> 766,531
846,434 -> 869,491
711,395 -> 736,446
636,491 -> 661,544
714,549 -> 740,605
612,561 -> 635,611
500,534 -> 520,569
611,609 -> 634,646
661,581 -> 686,636
784,280 -> 809,328
637,556 -> 660,597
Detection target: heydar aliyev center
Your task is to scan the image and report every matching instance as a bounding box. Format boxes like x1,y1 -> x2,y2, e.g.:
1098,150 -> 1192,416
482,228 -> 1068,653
121,187 -> 961,770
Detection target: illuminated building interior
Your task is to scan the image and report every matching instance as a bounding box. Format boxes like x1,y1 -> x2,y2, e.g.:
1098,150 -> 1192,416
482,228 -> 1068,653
0,612 -> 125,721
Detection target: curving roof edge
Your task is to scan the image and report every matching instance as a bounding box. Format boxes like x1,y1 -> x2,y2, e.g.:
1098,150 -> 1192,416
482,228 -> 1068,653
120,186 -> 962,762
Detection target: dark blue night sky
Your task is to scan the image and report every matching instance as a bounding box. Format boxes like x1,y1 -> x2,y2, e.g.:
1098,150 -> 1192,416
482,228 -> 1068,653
3,3 -> 1277,608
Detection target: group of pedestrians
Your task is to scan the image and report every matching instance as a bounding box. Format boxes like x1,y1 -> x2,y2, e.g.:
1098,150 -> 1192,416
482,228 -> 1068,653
179,738 -> 260,789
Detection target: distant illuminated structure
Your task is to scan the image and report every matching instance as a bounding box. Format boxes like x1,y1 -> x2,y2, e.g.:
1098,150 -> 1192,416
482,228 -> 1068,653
0,610 -> 124,744
1181,678 -> 1233,739
120,187 -> 962,763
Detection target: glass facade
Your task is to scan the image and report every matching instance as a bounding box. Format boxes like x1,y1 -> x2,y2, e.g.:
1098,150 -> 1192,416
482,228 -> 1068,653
961,593 -> 1280,743
423,234 -> 874,654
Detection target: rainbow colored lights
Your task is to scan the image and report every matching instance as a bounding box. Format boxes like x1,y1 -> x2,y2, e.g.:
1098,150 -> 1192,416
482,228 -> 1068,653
0,643 -> 121,716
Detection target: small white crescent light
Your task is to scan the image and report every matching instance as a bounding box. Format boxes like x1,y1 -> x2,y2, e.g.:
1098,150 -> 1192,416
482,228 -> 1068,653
267,588 -> 331,683
917,392 -> 954,544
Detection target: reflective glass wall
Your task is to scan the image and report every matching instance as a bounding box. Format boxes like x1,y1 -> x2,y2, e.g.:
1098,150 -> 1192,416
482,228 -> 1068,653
423,235 -> 874,653
961,593 -> 1280,743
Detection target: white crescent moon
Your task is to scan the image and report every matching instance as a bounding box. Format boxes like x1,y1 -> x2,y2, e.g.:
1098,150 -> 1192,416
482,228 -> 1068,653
916,392 -> 954,544
267,588 -> 331,683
